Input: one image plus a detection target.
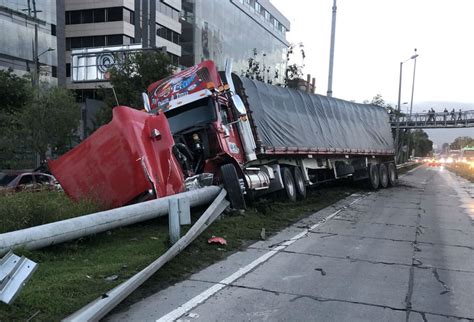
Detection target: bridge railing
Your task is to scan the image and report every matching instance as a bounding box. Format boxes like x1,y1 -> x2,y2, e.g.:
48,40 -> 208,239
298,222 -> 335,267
390,110 -> 474,128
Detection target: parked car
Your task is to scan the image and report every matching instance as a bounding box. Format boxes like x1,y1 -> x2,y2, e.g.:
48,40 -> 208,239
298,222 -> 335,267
1,172 -> 60,192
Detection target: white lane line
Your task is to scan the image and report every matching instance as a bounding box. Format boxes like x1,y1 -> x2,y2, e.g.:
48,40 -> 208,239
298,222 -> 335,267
156,194 -> 366,322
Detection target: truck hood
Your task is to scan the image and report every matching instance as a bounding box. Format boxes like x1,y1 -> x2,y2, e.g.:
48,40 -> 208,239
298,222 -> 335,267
49,106 -> 184,208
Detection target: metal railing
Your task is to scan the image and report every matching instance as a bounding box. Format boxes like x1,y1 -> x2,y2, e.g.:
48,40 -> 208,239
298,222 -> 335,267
390,110 -> 474,129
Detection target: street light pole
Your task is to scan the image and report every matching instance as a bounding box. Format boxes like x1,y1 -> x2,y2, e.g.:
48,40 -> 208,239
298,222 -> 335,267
409,49 -> 418,118
407,49 -> 418,161
394,61 -> 403,163
394,52 -> 419,163
327,0 -> 337,97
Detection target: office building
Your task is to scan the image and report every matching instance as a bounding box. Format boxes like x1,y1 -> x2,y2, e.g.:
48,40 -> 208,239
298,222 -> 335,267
180,0 -> 290,83
65,0 -> 182,100
0,0 -> 64,85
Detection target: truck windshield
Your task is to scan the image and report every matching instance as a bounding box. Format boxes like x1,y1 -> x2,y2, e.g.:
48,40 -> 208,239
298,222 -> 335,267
165,97 -> 216,134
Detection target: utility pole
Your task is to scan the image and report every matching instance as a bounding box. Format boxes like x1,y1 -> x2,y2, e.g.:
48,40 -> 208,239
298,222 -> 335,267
327,0 -> 337,97
407,49 -> 418,161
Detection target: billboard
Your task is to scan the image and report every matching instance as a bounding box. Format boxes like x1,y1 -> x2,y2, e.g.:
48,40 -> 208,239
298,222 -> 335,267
71,44 -> 143,82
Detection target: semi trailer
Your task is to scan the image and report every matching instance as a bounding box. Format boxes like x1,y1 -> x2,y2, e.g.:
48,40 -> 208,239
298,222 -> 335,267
49,60 -> 396,209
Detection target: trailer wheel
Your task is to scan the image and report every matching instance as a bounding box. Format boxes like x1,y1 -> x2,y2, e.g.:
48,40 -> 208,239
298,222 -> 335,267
221,164 -> 246,210
379,163 -> 389,188
388,162 -> 398,186
367,164 -> 380,190
293,167 -> 307,199
279,167 -> 297,202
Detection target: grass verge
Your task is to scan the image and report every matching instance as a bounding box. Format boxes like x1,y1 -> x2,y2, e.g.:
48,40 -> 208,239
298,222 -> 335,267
446,163 -> 474,182
0,184 -> 357,320
398,162 -> 422,175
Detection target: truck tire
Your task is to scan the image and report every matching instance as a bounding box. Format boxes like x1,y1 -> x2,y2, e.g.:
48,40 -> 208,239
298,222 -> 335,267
221,164 -> 246,210
388,162 -> 398,186
379,163 -> 389,188
279,167 -> 297,202
367,164 -> 380,190
293,167 -> 307,199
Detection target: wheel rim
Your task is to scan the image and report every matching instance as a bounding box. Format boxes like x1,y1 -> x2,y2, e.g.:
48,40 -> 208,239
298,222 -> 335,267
380,165 -> 388,186
389,164 -> 397,183
287,173 -> 295,196
296,171 -> 304,193
371,166 -> 379,187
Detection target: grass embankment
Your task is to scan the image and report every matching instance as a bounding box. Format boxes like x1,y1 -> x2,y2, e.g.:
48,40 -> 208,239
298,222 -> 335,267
398,162 -> 422,176
446,163 -> 474,182
0,185 -> 356,320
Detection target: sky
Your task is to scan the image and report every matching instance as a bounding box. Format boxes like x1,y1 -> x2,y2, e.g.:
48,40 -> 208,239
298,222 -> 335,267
271,0 -> 474,145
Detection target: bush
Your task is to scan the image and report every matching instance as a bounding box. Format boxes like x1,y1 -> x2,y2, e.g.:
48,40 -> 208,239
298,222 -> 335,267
0,190 -> 101,233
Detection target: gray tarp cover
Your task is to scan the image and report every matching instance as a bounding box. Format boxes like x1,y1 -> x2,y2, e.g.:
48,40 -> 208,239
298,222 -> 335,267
239,77 -> 394,154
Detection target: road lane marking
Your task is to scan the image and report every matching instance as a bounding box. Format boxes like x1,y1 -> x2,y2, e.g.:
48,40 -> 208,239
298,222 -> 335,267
156,194 -> 366,322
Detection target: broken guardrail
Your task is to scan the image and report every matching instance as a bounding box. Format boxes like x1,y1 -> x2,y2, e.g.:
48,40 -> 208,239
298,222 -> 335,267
63,189 -> 229,321
0,186 -> 221,256
0,251 -> 38,304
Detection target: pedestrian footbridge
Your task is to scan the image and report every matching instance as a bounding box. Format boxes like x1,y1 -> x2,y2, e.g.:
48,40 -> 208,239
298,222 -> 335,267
390,110 -> 474,129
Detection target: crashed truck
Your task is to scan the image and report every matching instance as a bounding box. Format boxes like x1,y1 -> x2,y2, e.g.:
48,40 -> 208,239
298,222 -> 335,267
49,60 -> 396,209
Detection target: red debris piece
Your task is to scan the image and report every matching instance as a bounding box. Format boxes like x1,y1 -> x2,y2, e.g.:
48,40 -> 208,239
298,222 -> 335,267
207,236 -> 227,246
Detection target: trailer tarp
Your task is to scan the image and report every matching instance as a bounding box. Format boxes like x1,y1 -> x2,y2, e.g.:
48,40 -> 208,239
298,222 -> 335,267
238,77 -> 394,154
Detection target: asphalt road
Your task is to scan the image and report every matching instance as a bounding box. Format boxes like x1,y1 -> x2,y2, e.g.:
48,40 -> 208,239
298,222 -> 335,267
109,165 -> 474,322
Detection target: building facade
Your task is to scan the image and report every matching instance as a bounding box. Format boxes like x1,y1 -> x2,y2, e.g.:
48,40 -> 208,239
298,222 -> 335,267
64,0 -> 182,100
0,0 -> 64,85
181,0 -> 290,83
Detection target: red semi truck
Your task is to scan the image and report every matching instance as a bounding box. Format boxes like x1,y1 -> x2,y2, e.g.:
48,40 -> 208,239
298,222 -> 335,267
49,60 -> 396,209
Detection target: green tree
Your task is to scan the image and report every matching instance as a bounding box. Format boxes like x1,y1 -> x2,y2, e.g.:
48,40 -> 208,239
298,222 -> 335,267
450,136 -> 474,150
411,129 -> 433,157
95,50 -> 175,126
0,69 -> 34,168
16,85 -> 80,162
241,43 -> 305,87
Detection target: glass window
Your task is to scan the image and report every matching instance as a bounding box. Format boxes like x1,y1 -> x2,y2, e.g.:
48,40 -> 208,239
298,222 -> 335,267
82,36 -> 93,47
65,11 -> 70,24
93,35 -> 106,47
51,23 -> 56,36
82,9 -> 93,23
172,31 -> 180,44
107,34 -> 123,45
107,7 -> 123,21
124,8 -> 134,24
66,63 -> 71,77
70,10 -> 81,24
157,24 -> 166,38
35,175 -> 51,184
94,8 -> 105,22
66,38 -> 71,51
18,175 -> 33,185
71,37 -> 82,49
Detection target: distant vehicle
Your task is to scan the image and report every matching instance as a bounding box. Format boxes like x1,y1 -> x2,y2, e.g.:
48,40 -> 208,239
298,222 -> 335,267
1,172 -> 60,192
460,147 -> 474,162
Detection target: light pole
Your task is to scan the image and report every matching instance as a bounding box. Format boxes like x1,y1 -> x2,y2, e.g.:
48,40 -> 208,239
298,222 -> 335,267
35,47 -> 55,87
407,49 -> 418,161
327,0 -> 337,97
394,52 -> 419,163
409,49 -> 418,119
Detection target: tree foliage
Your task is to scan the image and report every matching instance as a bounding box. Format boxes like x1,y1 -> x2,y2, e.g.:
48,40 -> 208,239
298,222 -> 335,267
410,129 -> 433,157
95,50 -> 175,126
241,43 -> 305,87
0,69 -> 80,168
17,85 -> 80,161
449,136 -> 474,150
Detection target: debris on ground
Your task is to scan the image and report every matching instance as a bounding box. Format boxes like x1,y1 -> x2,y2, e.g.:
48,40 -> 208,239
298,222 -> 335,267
207,236 -> 227,245
104,275 -> 119,281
